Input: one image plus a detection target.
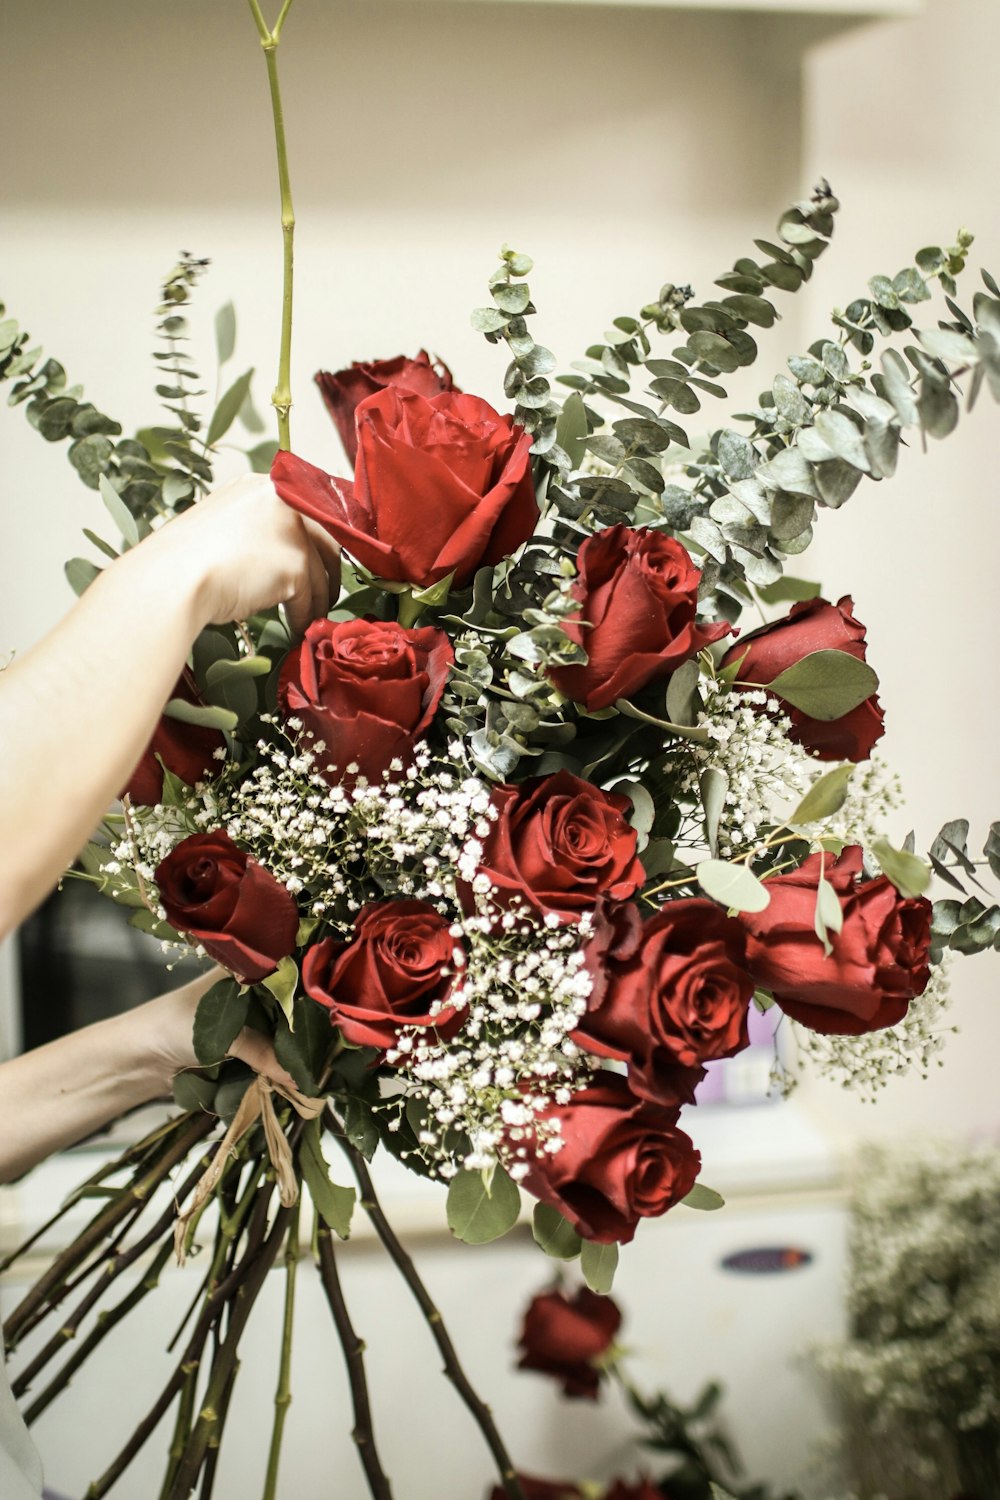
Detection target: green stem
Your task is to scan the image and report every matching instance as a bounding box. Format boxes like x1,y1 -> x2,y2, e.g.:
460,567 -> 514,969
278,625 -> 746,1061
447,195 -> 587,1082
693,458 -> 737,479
261,1200 -> 299,1500
248,0 -> 296,449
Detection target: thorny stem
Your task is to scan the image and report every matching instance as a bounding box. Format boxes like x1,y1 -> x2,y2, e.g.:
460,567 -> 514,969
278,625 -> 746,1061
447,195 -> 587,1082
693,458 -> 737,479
4,1111 -> 213,1348
315,1225 -> 394,1500
248,0 -> 296,449
328,1115 -> 527,1500
261,1200 -> 299,1500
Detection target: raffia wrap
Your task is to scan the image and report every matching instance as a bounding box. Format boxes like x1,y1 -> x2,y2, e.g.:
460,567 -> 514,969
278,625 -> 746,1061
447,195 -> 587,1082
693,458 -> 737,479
173,1075 -> 325,1264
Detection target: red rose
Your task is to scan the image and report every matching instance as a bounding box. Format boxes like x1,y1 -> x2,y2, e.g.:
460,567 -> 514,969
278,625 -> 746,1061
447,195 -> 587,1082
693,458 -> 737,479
576,899 -> 752,1103
517,1286 -> 622,1399
278,617 -> 453,785
302,899 -> 463,1050
475,773 -> 645,921
272,387 -> 538,589
740,846 -> 932,1034
123,669 -> 224,806
720,594 -> 884,762
316,351 -> 456,464
488,1479 -> 583,1500
517,1073 -> 700,1245
602,1480 -> 664,1500
548,526 -> 729,712
155,831 -> 298,985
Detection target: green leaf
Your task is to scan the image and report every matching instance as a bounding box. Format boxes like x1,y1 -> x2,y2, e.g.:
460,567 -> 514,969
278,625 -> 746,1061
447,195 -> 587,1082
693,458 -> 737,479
493,282 -> 531,315
247,438 -> 280,474
770,650 -> 878,721
755,576 -> 822,606
665,658 -> 701,727
172,1069 -> 219,1113
682,1183 -> 725,1212
697,858 -> 770,914
204,654 -> 272,687
164,698 -> 238,732
99,475 -> 140,548
260,956 -> 299,1027
871,837 -> 932,899
471,307 -> 509,334
532,1203 -> 582,1260
813,409 -> 869,472
814,872 -> 844,956
301,1117 -> 355,1239
984,823 -> 1000,882
700,767 -> 728,858
65,557 -> 102,596
341,1098 -> 381,1161
555,392 -> 589,469
615,779 -> 655,851
580,1239 -> 618,1294
788,764 -> 854,825
192,979 -> 248,1065
215,301 -> 236,366
206,369 -> 254,448
82,527 -> 120,562
446,1166 -> 521,1245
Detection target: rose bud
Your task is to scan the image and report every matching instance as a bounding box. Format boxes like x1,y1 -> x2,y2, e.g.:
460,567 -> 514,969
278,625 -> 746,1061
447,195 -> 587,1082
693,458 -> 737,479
474,772 -> 645,922
155,831 -> 298,985
278,617 -> 453,786
123,669 -> 224,806
576,899 -> 752,1104
720,594 -> 884,762
739,846 -> 932,1034
315,350 -> 456,464
302,899 -> 464,1051
602,1480 -> 664,1500
489,1479 -> 584,1500
548,525 -> 730,713
517,1073 -> 700,1245
271,387 -> 539,589
517,1285 -> 622,1399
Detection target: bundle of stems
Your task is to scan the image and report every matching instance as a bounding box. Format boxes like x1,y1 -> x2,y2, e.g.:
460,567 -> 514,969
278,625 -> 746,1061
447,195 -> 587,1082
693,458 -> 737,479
1,1101 -> 526,1500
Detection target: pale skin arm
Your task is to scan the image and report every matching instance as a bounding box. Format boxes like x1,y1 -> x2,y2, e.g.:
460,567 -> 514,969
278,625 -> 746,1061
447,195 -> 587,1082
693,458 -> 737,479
0,969 -> 299,1182
0,472 -> 340,940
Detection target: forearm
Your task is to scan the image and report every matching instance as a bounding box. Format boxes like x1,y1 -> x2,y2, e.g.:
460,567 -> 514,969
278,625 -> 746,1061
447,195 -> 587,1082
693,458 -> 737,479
0,1000 -> 176,1182
0,534 -> 208,938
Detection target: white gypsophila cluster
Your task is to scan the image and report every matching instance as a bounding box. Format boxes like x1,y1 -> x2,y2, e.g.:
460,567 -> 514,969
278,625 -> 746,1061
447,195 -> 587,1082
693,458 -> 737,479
120,728 -> 599,1173
816,1138 -> 1000,1484
827,753 -> 905,849
385,905 -> 596,1179
791,960 -> 955,1102
676,681 -> 814,855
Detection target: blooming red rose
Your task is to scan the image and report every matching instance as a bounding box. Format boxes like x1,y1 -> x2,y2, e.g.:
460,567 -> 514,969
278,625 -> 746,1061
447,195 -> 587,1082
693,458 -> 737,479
739,846 -> 932,1034
272,387 -> 538,589
123,669 -> 224,807
517,1285 -> 622,1399
316,350 -> 456,465
302,899 -> 463,1050
720,594 -> 884,762
576,899 -> 752,1103
155,831 -> 298,985
278,617 -> 453,785
548,526 -> 730,712
517,1073 -> 700,1244
489,1479 -> 584,1500
475,772 -> 645,921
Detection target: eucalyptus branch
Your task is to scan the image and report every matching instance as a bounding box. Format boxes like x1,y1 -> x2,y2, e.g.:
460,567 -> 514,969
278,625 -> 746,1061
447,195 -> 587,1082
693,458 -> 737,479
248,0 -> 297,449
315,1224 -> 395,1500
328,1116 -> 526,1500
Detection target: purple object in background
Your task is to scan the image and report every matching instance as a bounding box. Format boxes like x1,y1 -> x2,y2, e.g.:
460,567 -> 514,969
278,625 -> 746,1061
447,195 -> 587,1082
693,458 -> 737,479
695,1002 -> 781,1107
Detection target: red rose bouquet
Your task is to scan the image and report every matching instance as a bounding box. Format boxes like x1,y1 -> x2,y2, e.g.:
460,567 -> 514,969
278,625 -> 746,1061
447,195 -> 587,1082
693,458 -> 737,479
2,6 -> 1000,1499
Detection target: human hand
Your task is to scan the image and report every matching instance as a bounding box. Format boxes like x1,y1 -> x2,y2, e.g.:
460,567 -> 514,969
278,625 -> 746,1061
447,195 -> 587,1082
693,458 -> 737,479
141,967 -> 302,1097
142,472 -> 341,638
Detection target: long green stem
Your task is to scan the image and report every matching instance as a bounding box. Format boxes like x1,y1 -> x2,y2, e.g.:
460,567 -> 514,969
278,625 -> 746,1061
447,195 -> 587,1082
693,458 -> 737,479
261,1200 -> 299,1500
248,0 -> 296,449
